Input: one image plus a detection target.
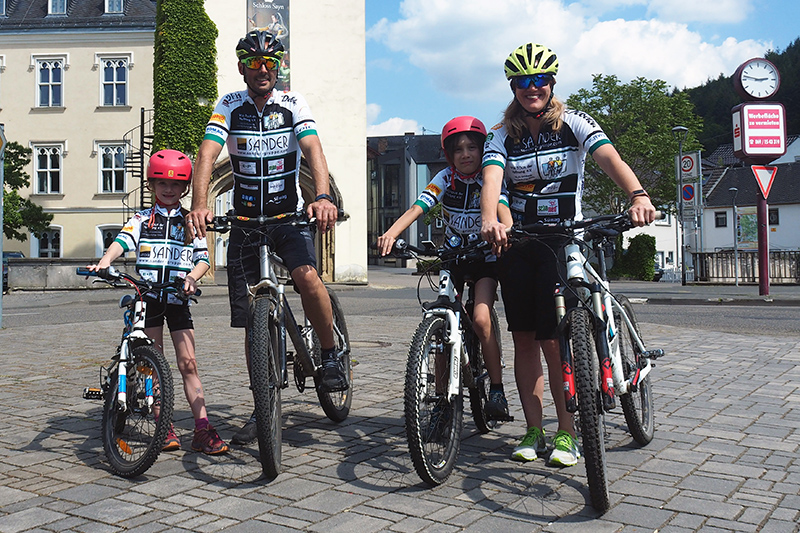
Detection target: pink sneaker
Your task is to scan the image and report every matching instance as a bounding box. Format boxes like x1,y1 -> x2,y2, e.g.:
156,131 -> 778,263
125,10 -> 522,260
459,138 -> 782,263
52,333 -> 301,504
191,424 -> 228,455
162,425 -> 180,451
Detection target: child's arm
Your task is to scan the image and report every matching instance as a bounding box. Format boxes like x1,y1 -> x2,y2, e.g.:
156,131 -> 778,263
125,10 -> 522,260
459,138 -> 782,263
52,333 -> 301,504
498,202 -> 513,229
183,261 -> 209,295
376,204 -> 424,256
88,241 -> 125,272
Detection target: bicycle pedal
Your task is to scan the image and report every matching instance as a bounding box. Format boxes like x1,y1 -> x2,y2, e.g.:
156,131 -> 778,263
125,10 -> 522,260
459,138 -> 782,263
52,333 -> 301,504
644,349 -> 665,359
83,387 -> 104,400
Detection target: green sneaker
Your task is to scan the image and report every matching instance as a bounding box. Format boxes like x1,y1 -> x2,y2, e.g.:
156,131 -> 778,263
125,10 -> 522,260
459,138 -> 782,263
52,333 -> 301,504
510,427 -> 547,462
548,430 -> 580,467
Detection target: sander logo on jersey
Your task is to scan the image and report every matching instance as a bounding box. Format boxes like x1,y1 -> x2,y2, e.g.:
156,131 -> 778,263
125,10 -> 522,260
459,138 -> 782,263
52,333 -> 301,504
236,134 -> 291,155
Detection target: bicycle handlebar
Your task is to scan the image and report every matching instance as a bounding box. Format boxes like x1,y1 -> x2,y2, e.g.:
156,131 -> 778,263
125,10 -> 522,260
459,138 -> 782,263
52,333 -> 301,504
75,267 -> 200,299
391,237 -> 491,263
509,210 -> 664,242
206,209 -> 347,233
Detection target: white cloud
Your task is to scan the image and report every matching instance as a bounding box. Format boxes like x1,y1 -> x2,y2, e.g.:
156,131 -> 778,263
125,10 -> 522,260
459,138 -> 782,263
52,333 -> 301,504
647,0 -> 753,24
367,117 -> 421,136
370,0 -> 770,99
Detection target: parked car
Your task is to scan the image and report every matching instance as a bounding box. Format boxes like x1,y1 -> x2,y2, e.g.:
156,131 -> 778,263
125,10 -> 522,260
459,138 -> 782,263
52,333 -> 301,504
3,251 -> 25,291
653,263 -> 664,282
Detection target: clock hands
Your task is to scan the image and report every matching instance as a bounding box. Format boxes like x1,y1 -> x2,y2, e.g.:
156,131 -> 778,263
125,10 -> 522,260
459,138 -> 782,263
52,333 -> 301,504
743,75 -> 769,82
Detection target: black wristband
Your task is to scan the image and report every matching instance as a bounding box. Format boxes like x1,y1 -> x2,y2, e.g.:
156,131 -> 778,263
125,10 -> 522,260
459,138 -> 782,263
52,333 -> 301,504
314,193 -> 335,204
629,189 -> 649,201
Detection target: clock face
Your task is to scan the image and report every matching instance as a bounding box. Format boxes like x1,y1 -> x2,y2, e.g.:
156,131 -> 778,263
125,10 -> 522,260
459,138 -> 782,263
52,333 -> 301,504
737,59 -> 780,100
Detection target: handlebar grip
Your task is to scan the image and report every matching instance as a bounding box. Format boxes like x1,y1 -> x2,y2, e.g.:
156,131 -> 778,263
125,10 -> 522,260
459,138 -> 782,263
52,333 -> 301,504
194,288 -> 202,297
654,210 -> 666,220
76,267 -> 95,276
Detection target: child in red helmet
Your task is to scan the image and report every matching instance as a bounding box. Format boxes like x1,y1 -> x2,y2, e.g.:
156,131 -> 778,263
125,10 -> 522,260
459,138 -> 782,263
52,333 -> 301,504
88,149 -> 228,455
376,117 -> 514,420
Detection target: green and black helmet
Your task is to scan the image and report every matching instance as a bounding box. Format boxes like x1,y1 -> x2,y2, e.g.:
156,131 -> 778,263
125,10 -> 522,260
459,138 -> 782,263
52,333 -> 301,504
504,43 -> 559,79
236,30 -> 285,60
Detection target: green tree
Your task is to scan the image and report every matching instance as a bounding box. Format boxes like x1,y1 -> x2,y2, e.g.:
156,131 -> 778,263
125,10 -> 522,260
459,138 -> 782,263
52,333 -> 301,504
566,75 -> 703,215
3,142 -> 53,241
153,0 -> 218,155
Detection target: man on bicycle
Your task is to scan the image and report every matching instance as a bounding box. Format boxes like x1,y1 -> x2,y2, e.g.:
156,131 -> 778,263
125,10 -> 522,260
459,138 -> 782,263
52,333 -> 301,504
186,30 -> 346,445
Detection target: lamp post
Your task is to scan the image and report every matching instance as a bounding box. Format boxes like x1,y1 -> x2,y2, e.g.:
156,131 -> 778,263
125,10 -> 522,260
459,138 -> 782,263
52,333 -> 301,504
672,126 -> 689,286
729,187 -> 739,286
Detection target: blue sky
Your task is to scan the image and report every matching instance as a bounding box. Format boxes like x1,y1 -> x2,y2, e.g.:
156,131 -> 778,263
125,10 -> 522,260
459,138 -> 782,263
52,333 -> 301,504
366,0 -> 800,136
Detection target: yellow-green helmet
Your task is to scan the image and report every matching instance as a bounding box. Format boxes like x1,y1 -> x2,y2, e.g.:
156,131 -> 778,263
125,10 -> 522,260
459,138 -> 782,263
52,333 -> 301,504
504,43 -> 559,79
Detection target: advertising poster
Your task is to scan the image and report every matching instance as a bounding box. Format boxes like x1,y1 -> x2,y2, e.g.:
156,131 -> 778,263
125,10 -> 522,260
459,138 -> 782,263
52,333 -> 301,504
737,207 -> 758,251
247,1 -> 290,90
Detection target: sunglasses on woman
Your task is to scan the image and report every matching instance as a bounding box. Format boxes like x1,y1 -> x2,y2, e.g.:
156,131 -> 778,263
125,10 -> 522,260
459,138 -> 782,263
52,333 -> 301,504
511,74 -> 554,90
240,56 -> 280,71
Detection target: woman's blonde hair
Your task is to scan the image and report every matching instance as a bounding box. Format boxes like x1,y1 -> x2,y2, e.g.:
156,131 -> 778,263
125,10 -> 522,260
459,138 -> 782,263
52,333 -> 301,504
502,93 -> 565,141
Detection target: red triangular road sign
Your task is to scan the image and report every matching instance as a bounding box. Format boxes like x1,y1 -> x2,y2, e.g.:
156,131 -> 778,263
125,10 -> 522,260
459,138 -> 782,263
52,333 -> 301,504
752,166 -> 777,199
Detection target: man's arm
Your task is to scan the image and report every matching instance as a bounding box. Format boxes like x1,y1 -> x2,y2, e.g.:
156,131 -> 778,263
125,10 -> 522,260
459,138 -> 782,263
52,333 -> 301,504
298,134 -> 337,232
187,138 -> 224,238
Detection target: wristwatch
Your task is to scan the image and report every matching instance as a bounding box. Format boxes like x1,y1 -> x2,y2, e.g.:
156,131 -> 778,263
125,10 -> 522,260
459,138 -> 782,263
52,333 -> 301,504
314,193 -> 335,205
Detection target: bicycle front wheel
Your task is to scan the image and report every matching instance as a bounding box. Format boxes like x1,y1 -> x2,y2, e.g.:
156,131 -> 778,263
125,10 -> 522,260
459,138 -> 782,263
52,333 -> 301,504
404,316 -> 463,486
569,308 -> 610,513
468,306 -> 502,434
101,344 -> 174,478
313,287 -> 353,422
615,295 -> 655,445
249,296 -> 282,480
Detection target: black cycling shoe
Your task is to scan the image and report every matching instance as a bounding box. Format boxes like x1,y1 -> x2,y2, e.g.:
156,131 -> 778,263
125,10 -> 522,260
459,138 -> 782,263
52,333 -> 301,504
484,390 -> 511,421
318,356 -> 349,393
230,412 -> 257,445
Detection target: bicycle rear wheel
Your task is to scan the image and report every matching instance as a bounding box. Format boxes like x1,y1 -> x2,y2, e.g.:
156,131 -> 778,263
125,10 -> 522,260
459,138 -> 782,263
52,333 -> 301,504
313,287 -> 353,422
615,295 -> 655,445
249,296 -> 282,480
405,316 -> 463,486
101,344 -> 173,478
569,308 -> 610,513
469,306 -> 502,434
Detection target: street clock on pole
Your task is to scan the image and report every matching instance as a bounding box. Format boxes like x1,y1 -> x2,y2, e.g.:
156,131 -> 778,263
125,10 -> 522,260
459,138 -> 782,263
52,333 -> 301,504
733,58 -> 780,101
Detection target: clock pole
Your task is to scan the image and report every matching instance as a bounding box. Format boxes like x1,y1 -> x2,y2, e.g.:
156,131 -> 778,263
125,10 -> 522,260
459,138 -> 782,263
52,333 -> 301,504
731,58 -> 786,296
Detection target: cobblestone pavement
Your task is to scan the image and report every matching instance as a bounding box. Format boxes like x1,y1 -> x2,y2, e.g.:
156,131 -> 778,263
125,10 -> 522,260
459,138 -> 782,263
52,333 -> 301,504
0,271 -> 799,532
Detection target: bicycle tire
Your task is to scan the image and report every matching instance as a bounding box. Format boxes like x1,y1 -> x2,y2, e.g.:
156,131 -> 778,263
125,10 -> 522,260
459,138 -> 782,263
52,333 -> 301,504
615,295 -> 655,445
469,306 -> 502,434
313,287 -> 353,422
249,296 -> 282,480
101,344 -> 173,478
404,315 -> 463,486
569,308 -> 610,513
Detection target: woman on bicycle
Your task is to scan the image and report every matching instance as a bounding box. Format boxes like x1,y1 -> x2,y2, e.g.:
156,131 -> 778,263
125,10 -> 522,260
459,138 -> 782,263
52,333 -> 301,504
479,43 -> 656,465
89,149 -> 228,455
377,116 -> 514,419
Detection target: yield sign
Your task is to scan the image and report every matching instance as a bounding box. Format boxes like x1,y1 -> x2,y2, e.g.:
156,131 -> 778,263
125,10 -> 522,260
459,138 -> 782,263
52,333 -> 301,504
751,166 -> 777,199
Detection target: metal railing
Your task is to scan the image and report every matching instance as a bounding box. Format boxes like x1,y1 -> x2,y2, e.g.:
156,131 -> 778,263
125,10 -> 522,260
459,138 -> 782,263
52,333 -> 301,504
694,251 -> 800,284
121,108 -> 154,223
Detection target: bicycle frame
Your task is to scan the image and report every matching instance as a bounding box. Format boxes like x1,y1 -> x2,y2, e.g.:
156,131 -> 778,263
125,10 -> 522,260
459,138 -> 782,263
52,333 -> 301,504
423,267 -> 469,401
114,298 -> 155,411
557,241 -> 654,406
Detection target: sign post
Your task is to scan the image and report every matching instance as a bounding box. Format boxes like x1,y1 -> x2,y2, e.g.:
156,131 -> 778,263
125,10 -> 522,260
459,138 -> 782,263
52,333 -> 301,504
1,123 -> 6,328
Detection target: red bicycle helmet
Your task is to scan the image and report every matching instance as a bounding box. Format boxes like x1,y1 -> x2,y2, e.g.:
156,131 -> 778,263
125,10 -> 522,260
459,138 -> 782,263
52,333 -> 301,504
146,149 -> 192,181
440,116 -> 487,165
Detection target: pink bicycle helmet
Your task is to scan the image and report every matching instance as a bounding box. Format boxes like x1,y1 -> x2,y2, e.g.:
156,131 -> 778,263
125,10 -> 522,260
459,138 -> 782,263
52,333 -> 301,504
146,149 -> 192,181
440,116 -> 487,165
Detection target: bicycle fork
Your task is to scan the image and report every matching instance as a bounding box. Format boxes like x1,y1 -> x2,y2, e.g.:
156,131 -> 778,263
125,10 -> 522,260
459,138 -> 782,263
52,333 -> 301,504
115,300 -> 153,413
425,269 -> 467,402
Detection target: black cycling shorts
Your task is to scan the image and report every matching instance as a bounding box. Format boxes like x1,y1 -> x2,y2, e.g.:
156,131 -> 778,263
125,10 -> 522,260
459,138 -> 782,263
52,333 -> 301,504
143,295 -> 194,332
449,255 -> 500,296
227,224 -> 317,328
498,238 -> 575,338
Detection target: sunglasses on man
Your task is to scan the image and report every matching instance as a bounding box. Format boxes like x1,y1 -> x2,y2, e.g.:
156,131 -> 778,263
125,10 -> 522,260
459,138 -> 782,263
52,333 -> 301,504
240,56 -> 280,71
511,74 -> 555,90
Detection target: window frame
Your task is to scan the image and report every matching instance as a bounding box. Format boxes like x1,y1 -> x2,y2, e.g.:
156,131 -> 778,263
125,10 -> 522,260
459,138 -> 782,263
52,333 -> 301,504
49,0 -> 66,15
105,0 -> 124,14
94,52 -> 133,107
96,142 -> 127,194
714,211 -> 728,228
96,224 -> 123,257
768,207 -> 779,226
32,54 -> 68,108
32,142 -> 66,195
35,226 -> 63,258
0,0 -> 6,17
